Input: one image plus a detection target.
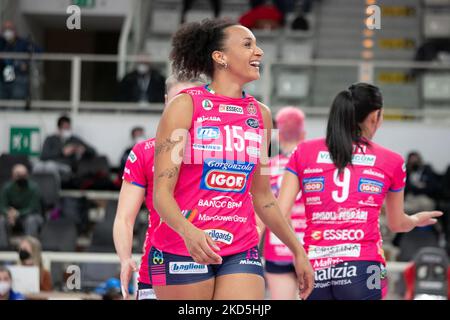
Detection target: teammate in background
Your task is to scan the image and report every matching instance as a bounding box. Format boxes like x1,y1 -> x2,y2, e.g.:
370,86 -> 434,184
262,106 -> 307,300
278,83 -> 443,300
113,75 -> 204,300
151,19 -> 313,300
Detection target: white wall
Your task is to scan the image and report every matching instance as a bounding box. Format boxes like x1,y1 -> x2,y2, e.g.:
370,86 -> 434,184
0,111 -> 449,172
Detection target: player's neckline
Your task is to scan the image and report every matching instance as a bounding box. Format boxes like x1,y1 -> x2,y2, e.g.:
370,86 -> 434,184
204,84 -> 247,99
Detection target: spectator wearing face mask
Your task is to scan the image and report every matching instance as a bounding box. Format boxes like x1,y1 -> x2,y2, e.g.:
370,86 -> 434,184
404,151 -> 439,213
117,56 -> 165,103
119,126 -> 146,174
40,115 -> 97,184
17,236 -> 52,292
0,20 -> 42,100
0,164 -> 43,238
0,266 -> 25,300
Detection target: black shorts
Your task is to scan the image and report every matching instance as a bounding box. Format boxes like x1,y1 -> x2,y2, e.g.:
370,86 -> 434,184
149,246 -> 264,286
264,260 -> 296,274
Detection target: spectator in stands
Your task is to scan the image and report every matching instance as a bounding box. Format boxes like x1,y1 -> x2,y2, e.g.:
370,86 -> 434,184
40,115 -> 97,185
0,164 -> 43,237
17,236 -> 52,292
404,151 -> 439,213
439,165 -> 450,255
0,265 -> 25,300
120,126 -> 146,173
180,0 -> 221,24
0,20 -> 42,100
240,1 -> 283,30
117,56 -> 165,103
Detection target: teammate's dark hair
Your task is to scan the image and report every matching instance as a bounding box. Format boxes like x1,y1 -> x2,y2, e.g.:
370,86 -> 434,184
170,18 -> 238,80
326,83 -> 383,172
57,115 -> 71,129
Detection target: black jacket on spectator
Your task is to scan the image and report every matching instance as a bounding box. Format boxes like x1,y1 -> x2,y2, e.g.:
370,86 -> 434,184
405,164 -> 439,199
117,69 -> 165,103
40,135 -> 96,171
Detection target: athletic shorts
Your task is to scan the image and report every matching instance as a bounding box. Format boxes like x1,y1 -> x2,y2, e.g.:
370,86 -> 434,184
136,282 -> 156,300
264,260 -> 295,274
307,260 -> 388,300
149,246 -> 264,286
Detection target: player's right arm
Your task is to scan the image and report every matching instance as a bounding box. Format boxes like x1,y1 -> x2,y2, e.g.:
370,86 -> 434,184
113,180 -> 145,299
385,155 -> 442,232
153,94 -> 222,265
385,190 -> 442,232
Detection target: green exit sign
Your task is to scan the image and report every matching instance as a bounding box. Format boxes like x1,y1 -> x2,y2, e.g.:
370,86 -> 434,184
72,0 -> 95,8
10,127 -> 41,156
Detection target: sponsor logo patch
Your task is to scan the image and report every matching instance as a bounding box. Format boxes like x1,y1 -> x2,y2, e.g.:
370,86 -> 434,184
219,104 -> 243,114
303,177 -> 325,193
247,102 -> 257,115
193,144 -> 223,151
205,229 -> 233,244
358,178 -> 384,194
202,99 -> 214,111
308,244 -> 361,259
246,118 -> 259,129
181,209 -> 199,222
196,126 -> 220,139
169,262 -> 208,274
200,159 -> 255,193
128,150 -> 137,163
196,116 -> 221,123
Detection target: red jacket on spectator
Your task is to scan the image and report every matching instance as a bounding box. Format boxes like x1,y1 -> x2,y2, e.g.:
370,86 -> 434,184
239,5 -> 283,30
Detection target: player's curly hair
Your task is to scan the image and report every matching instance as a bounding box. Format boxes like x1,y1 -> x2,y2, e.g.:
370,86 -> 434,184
170,18 -> 238,81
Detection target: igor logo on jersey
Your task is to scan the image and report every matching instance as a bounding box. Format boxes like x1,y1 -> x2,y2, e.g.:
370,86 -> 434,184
196,127 -> 220,139
358,178 -> 384,194
303,177 -> 325,193
200,159 -> 255,193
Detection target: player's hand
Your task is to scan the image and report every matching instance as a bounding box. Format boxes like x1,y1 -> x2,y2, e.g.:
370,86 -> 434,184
412,211 -> 443,227
182,226 -> 222,265
293,249 -> 315,300
120,258 -> 137,300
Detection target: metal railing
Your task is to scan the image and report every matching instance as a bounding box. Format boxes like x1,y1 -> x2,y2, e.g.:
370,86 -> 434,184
0,52 -> 449,118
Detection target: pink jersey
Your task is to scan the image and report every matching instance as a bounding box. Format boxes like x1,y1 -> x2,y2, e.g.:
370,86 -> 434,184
264,153 -> 306,262
122,138 -> 156,285
286,138 -> 406,270
151,85 -> 265,256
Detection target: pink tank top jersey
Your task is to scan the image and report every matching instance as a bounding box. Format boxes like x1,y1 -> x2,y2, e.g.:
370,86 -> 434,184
151,85 -> 266,256
264,153 -> 306,262
286,138 -> 406,270
122,138 -> 156,284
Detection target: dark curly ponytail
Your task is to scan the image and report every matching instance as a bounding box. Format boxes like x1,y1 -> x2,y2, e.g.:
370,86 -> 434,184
170,18 -> 238,81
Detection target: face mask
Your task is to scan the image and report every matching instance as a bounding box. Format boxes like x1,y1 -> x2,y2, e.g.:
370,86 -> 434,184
411,163 -> 420,171
16,177 -> 28,188
0,281 -> 11,295
134,136 -> 145,144
61,129 -> 72,140
3,29 -> 15,42
137,64 -> 150,75
19,249 -> 32,262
